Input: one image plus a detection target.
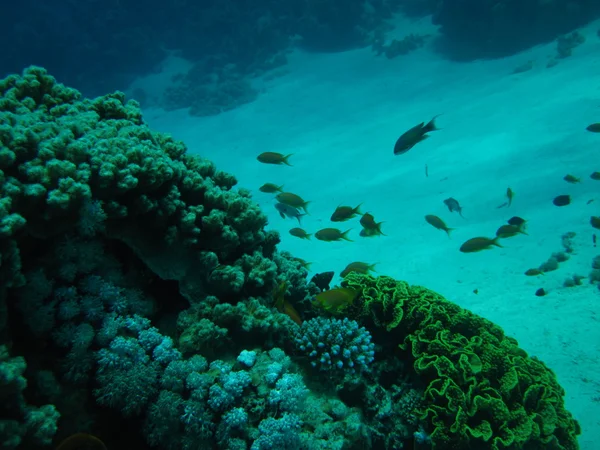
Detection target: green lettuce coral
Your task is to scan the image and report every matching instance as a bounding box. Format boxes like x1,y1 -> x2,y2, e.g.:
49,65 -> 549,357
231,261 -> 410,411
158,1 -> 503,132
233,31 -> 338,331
342,273 -> 580,450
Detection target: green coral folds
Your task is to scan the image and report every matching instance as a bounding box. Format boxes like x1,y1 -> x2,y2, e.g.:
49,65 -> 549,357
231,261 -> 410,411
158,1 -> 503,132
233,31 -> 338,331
342,273 -> 580,450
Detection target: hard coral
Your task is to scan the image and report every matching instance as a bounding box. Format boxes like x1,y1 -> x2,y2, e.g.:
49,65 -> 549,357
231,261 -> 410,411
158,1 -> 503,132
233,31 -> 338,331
342,273 -> 581,450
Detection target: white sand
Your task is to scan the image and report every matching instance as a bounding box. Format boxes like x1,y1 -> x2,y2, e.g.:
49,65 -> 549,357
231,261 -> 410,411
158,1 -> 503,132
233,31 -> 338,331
140,15 -> 600,448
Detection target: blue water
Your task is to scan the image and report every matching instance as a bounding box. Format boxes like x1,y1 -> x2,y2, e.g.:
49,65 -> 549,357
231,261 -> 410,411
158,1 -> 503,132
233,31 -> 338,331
1,2 -> 599,449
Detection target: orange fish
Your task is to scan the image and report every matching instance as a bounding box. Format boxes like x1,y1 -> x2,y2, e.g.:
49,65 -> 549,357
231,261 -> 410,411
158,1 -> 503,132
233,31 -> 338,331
273,281 -> 302,325
313,287 -> 358,314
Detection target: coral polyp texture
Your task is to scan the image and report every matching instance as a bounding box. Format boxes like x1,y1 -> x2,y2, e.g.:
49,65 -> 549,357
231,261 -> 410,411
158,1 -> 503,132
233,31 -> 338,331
342,273 -> 581,450
0,67 -> 580,449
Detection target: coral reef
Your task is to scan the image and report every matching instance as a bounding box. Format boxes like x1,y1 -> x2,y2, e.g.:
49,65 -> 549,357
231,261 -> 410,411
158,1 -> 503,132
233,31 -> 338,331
0,67 -> 580,449
342,273 -> 581,450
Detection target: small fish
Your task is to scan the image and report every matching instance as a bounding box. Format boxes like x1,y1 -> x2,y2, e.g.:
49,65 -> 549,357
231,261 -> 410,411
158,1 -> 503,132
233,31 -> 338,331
310,271 -> 334,291
273,281 -> 302,325
591,216 -> 600,230
587,199 -> 595,205
590,172 -> 600,180
313,287 -> 358,314
594,234 -> 597,247
257,152 -> 293,166
275,202 -> 305,224
331,204 -> 362,222
259,183 -> 283,193
473,288 -> 479,294
443,197 -> 465,218
586,123 -> 600,132
496,224 -> 528,238
360,213 -> 386,236
506,187 -> 514,207
507,216 -> 526,227
459,237 -> 502,253
563,174 -> 580,184
525,268 -> 545,276
289,227 -> 311,239
340,261 -> 377,278
275,192 -> 310,213
315,228 -> 352,242
359,228 -> 384,238
394,115 -> 441,155
290,256 -> 311,269
534,288 -> 547,297
552,195 -> 571,207
424,214 -> 453,237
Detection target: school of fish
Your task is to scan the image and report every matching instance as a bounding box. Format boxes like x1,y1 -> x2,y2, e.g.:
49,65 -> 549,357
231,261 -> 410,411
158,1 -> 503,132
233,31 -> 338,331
254,119 -> 600,309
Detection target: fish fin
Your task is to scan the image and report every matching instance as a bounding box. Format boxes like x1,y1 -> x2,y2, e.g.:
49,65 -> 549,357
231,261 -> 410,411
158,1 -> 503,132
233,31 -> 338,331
445,228 -> 454,238
279,212 -> 285,219
282,154 -> 294,166
519,229 -> 529,236
277,184 -> 284,192
376,221 -> 387,236
304,234 -> 312,240
424,114 -> 442,133
297,214 -> 306,225
302,201 -> 311,214
342,229 -> 353,242
492,237 -> 504,248
354,202 -> 364,215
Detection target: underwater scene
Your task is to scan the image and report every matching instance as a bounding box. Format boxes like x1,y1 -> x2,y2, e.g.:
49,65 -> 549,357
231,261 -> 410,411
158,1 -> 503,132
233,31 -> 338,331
1,1 -> 600,449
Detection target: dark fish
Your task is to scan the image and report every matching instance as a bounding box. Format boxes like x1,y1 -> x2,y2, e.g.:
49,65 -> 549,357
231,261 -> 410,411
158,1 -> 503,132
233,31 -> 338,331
275,202 -> 305,223
289,227 -> 311,239
315,228 -> 352,242
257,152 -> 293,165
443,197 -> 464,218
552,195 -> 571,207
259,183 -> 283,193
591,216 -> 600,230
563,174 -> 580,184
394,115 -> 440,155
590,172 -> 600,180
507,216 -> 526,227
535,288 -> 547,297
360,212 -> 386,236
310,271 -> 334,291
459,237 -> 502,253
331,204 -> 362,222
525,268 -> 544,276
495,224 -> 528,238
586,123 -> 600,132
276,192 -> 310,213
340,262 -> 376,278
424,214 -> 453,237
506,187 -> 514,207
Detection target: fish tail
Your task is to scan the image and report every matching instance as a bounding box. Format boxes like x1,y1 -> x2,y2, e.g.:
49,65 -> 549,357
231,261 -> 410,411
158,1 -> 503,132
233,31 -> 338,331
302,201 -> 311,214
283,154 -> 294,166
297,214 -> 306,225
445,228 -> 454,238
354,203 -> 364,215
305,234 -> 312,240
492,237 -> 504,248
277,184 -> 284,192
341,229 -> 353,242
377,221 -> 386,236
424,114 -> 442,133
